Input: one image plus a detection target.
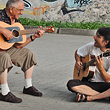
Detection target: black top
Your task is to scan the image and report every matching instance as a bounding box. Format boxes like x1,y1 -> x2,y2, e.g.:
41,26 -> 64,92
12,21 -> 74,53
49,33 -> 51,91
0,8 -> 20,24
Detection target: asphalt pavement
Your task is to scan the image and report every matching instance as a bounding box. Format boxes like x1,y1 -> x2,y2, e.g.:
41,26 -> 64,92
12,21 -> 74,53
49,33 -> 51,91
0,33 -> 110,110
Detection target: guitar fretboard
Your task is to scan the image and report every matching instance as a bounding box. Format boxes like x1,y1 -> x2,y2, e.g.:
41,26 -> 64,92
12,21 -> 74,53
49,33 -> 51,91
85,51 -> 110,68
18,27 -> 47,36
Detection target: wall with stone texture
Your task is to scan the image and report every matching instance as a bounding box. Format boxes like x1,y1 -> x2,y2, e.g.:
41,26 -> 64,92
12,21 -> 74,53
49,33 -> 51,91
0,0 -> 110,23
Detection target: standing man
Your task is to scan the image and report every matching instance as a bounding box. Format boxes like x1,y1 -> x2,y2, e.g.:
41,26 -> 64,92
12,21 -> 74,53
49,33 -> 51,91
67,27 -> 110,102
0,0 -> 45,103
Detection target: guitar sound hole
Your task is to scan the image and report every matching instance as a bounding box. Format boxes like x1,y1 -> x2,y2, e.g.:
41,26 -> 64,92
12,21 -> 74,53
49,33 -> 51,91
12,30 -> 19,37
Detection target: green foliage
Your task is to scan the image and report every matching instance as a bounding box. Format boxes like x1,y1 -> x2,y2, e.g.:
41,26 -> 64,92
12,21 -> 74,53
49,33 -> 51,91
19,18 -> 110,30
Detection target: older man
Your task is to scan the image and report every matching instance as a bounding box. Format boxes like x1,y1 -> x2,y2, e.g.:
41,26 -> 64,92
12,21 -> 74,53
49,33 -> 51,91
0,0 -> 45,103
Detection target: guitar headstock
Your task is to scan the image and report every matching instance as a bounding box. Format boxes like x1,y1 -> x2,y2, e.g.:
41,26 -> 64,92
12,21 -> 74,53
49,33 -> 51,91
45,26 -> 55,33
103,50 -> 110,57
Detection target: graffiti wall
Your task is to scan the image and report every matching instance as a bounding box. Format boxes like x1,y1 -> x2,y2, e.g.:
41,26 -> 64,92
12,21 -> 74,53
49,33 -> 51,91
23,0 -> 92,20
61,0 -> 92,15
0,0 -> 110,23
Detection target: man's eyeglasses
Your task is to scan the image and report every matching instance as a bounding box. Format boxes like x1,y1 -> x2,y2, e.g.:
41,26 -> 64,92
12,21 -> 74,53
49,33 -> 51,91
13,7 -> 24,12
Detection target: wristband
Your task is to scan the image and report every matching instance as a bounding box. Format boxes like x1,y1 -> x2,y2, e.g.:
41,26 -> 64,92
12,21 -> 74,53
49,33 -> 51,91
30,35 -> 34,41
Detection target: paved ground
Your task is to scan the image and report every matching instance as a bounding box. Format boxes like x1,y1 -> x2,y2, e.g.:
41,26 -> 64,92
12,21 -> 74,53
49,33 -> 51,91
0,33 -> 110,110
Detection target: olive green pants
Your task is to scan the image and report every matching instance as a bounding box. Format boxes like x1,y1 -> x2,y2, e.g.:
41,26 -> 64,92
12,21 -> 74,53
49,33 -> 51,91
0,47 -> 37,74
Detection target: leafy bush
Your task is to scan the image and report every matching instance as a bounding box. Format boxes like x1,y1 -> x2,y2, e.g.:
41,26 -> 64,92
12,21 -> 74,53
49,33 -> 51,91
19,18 -> 110,30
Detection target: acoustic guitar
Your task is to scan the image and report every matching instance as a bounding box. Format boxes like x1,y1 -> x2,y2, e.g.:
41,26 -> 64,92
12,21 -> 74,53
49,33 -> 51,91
0,21 -> 54,50
73,50 -> 110,81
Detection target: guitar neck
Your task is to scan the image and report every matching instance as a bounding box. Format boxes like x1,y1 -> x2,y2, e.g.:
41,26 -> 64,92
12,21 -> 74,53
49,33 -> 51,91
86,53 -> 103,68
18,27 -> 46,36
86,58 -> 95,67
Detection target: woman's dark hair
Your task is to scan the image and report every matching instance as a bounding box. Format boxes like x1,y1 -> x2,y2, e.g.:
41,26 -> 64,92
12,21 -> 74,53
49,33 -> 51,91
97,27 -> 110,48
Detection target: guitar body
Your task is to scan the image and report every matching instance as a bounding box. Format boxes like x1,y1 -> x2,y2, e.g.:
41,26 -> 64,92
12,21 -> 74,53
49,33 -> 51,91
73,51 -> 110,81
0,21 -> 54,50
0,21 -> 26,50
73,55 -> 90,80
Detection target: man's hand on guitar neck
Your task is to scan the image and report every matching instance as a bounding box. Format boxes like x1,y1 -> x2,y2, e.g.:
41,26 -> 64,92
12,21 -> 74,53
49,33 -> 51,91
32,26 -> 45,40
96,56 -> 104,71
95,54 -> 110,82
0,27 -> 13,40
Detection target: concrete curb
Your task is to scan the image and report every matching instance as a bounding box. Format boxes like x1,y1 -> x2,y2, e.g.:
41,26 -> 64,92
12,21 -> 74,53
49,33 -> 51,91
24,26 -> 97,36
59,28 -> 97,36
